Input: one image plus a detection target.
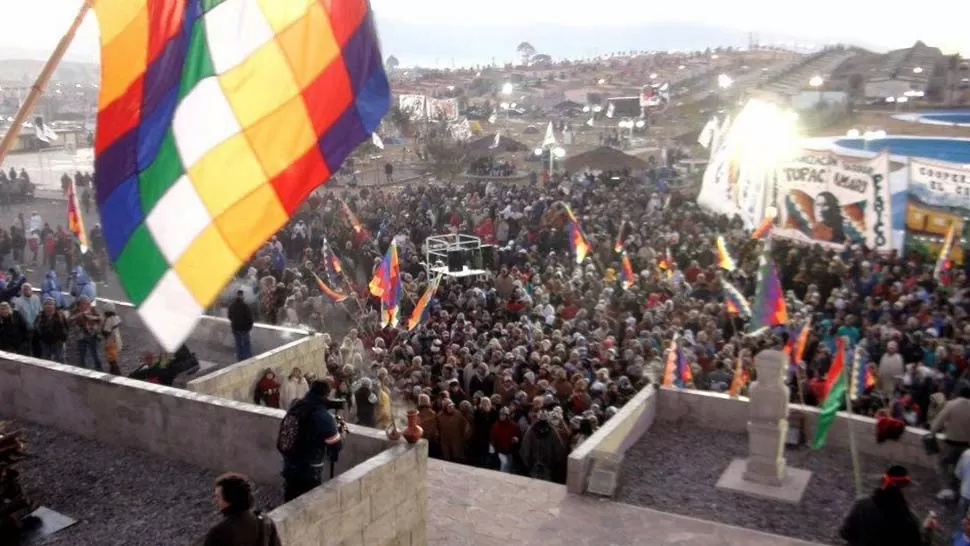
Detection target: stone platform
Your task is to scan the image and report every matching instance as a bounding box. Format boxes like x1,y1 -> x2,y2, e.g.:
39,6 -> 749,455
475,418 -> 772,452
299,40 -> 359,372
716,459 -> 813,504
427,460 -> 825,546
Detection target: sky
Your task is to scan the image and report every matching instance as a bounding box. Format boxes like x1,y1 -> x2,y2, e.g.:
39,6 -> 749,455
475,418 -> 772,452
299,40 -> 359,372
0,0 -> 966,64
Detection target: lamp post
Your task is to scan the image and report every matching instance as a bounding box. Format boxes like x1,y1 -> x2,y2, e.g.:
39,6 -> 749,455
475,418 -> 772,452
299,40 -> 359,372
809,75 -> 824,108
535,145 -> 566,175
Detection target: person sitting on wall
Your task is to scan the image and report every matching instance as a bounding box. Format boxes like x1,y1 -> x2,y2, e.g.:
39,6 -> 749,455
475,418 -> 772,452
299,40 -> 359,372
254,369 -> 281,409
202,472 -> 281,546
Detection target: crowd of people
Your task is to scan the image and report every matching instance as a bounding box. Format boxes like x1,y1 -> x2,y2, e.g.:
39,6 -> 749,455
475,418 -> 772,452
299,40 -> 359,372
206,164 -> 967,502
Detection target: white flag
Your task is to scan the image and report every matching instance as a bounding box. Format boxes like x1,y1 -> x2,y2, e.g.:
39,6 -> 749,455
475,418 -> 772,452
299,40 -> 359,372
697,117 -> 717,149
33,116 -> 57,143
489,132 -> 500,149
606,103 -> 615,119
371,132 -> 384,149
542,121 -> 556,147
488,113 -> 497,124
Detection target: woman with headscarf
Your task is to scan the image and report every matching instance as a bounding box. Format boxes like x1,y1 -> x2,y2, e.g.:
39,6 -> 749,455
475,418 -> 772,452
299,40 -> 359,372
41,270 -> 64,308
839,465 -> 938,546
258,276 -> 277,324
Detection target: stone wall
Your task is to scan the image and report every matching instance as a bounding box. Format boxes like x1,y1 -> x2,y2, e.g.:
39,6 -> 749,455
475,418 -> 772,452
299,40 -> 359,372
0,352 -> 389,484
186,334 -> 327,402
104,297 -> 308,365
269,442 -> 429,546
567,385 -> 657,494
657,387 -> 936,468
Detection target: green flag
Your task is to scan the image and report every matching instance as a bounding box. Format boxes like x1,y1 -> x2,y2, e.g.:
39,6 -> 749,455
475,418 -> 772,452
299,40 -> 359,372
811,376 -> 847,449
812,336 -> 849,449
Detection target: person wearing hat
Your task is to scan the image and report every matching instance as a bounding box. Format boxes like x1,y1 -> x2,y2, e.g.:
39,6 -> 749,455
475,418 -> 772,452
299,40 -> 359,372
436,399 -> 470,463
34,296 -> 67,362
839,465 -> 939,546
489,406 -> 520,473
931,386 -> 970,501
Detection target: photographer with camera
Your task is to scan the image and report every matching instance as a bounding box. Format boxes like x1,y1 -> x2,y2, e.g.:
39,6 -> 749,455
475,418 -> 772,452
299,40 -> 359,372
277,380 -> 346,501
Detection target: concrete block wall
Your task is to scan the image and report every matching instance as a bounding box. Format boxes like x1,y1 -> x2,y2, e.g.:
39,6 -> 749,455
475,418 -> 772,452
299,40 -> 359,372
0,352 -> 389,484
567,385 -> 657,494
269,441 -> 429,546
186,334 -> 328,402
103,297 -> 308,365
657,387 -> 936,468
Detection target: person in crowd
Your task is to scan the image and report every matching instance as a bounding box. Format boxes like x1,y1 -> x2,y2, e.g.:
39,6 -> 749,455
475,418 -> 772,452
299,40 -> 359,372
35,296 -> 67,362
99,301 -> 123,374
254,369 -> 281,408
931,387 -> 970,501
0,301 -> 27,354
437,399 -> 470,463
354,377 -> 378,428
839,465 -> 938,546
228,290 -> 255,361
70,295 -> 102,371
281,367 -> 309,410
13,283 -> 41,357
490,406 -> 520,473
950,511 -> 970,546
280,381 -> 343,501
203,473 -> 281,546
40,270 -> 64,309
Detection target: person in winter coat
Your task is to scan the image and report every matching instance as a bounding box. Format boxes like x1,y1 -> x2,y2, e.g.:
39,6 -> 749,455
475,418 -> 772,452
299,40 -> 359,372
0,301 -> 27,354
228,291 -> 254,361
436,399 -> 470,463
520,411 -> 567,482
13,283 -> 41,357
839,465 -> 938,546
489,407 -> 520,473
100,300 -> 123,374
416,394 -> 440,458
253,369 -> 281,408
354,377 -> 378,428
41,270 -> 64,308
280,367 -> 309,410
469,397 -> 497,468
35,297 -> 67,362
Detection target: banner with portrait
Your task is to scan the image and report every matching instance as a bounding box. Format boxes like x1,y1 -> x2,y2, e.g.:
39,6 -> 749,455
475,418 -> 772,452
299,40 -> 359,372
398,94 -> 427,120
774,150 -> 892,251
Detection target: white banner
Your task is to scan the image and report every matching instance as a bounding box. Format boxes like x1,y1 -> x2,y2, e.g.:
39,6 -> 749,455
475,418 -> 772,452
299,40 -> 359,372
909,157 -> 970,212
398,95 -> 427,120
775,150 -> 892,251
427,98 -> 459,121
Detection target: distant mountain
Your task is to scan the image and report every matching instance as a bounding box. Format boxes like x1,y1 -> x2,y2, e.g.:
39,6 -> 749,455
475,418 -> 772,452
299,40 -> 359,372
374,21 -> 756,66
0,59 -> 98,85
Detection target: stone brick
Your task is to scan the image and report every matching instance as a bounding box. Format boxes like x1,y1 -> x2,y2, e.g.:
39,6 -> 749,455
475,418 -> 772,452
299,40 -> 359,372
392,530 -> 412,546
338,498 -> 371,542
337,529 -> 364,546
410,523 -> 427,546
339,479 -> 362,509
393,448 -> 418,477
394,496 -> 419,530
362,510 -> 397,546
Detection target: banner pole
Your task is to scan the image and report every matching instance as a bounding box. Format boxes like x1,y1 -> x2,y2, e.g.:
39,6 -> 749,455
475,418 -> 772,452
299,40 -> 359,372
840,360 -> 864,498
0,0 -> 94,167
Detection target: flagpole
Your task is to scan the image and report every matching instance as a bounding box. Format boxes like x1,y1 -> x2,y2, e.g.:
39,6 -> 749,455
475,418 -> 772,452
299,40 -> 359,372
839,355 -> 864,499
0,0 -> 94,166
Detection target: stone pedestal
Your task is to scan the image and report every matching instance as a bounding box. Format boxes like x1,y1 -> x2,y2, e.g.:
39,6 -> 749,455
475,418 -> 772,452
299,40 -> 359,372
716,349 -> 812,504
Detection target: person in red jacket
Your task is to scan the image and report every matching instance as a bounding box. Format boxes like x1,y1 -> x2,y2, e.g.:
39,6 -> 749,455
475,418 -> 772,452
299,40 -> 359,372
490,407 -> 520,473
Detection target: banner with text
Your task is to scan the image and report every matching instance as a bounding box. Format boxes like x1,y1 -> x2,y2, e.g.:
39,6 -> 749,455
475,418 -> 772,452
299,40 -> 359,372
909,158 -> 970,211
775,150 -> 892,251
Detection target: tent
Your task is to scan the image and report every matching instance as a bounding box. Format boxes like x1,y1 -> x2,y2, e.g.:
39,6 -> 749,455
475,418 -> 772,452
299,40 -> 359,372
466,134 -> 530,157
564,146 -> 649,172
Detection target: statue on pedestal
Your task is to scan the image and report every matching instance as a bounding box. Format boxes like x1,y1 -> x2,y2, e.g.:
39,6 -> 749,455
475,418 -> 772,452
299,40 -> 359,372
743,350 -> 790,486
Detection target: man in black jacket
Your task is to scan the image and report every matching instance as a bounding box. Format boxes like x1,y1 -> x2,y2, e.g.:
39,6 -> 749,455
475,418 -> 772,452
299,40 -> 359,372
281,381 -> 344,501
227,290 -> 254,361
203,473 -> 280,546
0,301 -> 26,354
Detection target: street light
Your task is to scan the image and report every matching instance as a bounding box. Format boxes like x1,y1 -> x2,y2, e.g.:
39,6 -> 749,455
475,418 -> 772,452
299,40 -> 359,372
501,82 -> 514,96
913,67 -> 923,74
535,145 -> 566,174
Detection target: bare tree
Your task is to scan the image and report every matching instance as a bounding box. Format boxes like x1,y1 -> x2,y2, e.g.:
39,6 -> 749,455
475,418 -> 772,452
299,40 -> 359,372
516,42 -> 537,66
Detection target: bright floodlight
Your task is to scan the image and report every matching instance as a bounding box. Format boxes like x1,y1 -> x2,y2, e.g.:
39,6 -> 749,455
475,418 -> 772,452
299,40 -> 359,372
447,85 -> 455,91
501,82 -> 514,95
635,120 -> 646,128
678,65 -> 686,70
583,105 -> 591,112
534,148 -> 543,156
553,147 -> 567,158
896,96 -> 909,104
722,98 -> 802,192
619,120 -> 632,129
809,76 -> 823,88
718,73 -> 733,89
598,78 -> 606,85
592,105 -> 603,113
500,102 -> 510,109
885,96 -> 896,103
649,73 -> 658,80
913,67 -> 923,74
846,129 -> 861,138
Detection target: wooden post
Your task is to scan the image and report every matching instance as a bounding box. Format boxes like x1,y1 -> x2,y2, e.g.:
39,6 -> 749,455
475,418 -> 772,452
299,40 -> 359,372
840,354 -> 864,499
0,0 -> 94,166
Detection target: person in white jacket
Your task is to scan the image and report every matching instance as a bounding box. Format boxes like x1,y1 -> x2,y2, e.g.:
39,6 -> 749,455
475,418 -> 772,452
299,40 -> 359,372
280,367 -> 309,410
